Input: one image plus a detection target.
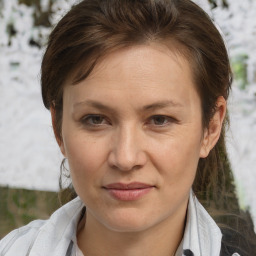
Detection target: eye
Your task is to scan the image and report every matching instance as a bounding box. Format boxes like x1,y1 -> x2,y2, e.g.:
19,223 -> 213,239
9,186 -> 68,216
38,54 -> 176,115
81,114 -> 110,126
148,115 -> 175,126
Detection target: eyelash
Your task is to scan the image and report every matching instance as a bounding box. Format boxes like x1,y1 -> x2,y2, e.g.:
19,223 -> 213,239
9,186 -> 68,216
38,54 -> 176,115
81,114 -> 111,127
147,115 -> 176,126
80,114 -> 177,128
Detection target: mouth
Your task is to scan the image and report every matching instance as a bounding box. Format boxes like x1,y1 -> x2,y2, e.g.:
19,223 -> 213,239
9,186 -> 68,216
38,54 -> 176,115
103,182 -> 155,201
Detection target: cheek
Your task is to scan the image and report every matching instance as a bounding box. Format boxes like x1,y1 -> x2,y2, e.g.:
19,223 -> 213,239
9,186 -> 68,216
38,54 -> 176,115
62,131 -> 107,186
152,130 -> 202,185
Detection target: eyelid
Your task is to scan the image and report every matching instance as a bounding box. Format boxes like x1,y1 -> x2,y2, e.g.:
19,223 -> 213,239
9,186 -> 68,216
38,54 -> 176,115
80,114 -> 178,128
147,115 -> 177,126
81,114 -> 111,126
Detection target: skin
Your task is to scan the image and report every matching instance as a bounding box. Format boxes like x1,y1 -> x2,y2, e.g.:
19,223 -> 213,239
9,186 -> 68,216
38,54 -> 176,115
51,43 -> 226,256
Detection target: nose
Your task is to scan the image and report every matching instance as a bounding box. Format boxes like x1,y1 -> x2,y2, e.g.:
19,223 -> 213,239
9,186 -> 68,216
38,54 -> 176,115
107,125 -> 147,171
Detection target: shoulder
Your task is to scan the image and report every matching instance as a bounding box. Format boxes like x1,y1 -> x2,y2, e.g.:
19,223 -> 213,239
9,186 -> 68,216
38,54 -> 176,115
220,226 -> 256,256
0,197 -> 84,256
189,193 -> 243,256
220,229 -> 242,256
0,219 -> 45,255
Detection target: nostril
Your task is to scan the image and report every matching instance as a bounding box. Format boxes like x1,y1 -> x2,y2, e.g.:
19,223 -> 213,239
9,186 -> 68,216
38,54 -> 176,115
107,150 -> 146,172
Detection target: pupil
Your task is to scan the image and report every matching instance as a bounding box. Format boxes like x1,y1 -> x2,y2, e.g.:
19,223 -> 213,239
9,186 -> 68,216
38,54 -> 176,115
93,116 -> 103,124
155,116 -> 165,124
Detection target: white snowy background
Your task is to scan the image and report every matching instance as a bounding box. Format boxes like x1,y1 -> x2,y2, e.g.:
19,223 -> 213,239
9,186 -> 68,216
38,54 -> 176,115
0,0 -> 256,228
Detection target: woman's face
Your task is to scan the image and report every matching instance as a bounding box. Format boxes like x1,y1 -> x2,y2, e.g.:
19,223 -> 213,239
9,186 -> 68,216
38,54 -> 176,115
59,44 -> 208,232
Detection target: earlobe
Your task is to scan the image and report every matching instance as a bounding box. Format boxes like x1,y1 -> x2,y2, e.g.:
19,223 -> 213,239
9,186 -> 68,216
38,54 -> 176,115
50,104 -> 66,157
199,129 -> 209,158
200,96 -> 227,158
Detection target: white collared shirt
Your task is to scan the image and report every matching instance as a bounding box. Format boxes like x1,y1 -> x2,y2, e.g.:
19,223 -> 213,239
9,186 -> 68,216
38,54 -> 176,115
0,191 -> 240,256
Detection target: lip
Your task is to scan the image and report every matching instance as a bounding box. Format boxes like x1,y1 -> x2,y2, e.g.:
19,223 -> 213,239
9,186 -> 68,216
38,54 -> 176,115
103,182 -> 155,201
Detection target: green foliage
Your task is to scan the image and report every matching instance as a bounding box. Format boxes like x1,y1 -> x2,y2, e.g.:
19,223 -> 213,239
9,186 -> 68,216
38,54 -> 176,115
21,213 -> 37,224
231,54 -> 248,90
0,187 -> 59,239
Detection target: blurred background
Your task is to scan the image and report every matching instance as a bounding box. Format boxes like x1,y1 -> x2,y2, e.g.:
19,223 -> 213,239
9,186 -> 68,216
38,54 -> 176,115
0,0 -> 256,238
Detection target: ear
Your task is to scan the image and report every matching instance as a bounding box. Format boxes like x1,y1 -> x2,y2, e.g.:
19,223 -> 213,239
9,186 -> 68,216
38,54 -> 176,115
200,96 -> 227,158
50,104 -> 66,157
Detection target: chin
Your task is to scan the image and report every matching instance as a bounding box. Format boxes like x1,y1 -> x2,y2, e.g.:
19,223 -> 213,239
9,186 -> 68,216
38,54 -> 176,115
101,210 -> 153,233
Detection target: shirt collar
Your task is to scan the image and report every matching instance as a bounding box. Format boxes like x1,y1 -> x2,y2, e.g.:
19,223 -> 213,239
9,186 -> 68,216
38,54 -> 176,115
180,190 -> 222,256
35,192 -> 222,256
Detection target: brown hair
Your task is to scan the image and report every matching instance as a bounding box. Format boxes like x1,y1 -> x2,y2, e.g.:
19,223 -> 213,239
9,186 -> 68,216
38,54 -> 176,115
41,0 -> 256,254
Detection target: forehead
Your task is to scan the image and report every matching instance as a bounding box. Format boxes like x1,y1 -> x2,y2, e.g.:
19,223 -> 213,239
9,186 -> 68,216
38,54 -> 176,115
94,44 -> 185,76
63,43 -> 200,111
69,41 -> 193,83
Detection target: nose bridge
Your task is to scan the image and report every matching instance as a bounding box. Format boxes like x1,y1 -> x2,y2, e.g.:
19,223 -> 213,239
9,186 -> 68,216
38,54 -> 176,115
109,123 -> 145,171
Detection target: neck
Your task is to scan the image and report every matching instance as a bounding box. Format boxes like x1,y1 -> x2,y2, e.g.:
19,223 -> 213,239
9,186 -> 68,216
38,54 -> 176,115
77,204 -> 187,256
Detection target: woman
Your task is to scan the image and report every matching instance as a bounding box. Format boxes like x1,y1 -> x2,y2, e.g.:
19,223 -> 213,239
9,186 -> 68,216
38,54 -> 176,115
0,0 -> 255,255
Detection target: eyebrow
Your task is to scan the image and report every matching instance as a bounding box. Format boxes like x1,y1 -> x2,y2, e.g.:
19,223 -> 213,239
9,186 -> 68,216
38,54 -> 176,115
73,99 -> 184,112
142,100 -> 184,111
74,100 -> 115,112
